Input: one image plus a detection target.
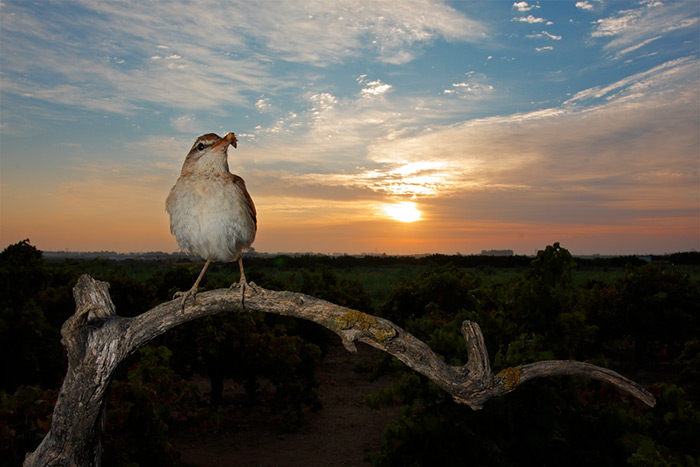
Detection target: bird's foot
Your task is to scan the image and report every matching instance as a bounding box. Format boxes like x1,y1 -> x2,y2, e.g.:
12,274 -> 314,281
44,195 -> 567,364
173,287 -> 200,311
229,279 -> 257,310
229,278 -> 258,293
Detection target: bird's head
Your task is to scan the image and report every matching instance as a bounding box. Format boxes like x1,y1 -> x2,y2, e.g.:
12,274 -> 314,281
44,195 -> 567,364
181,132 -> 237,174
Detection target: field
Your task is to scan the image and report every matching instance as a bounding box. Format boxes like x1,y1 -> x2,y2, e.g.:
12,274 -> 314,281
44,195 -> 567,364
4,242 -> 700,466
45,252 -> 700,309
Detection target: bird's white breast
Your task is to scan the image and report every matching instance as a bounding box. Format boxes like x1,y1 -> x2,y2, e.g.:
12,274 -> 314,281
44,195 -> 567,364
166,174 -> 256,262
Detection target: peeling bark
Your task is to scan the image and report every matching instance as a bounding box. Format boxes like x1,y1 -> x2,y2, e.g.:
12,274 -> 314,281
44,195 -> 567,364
24,274 -> 655,466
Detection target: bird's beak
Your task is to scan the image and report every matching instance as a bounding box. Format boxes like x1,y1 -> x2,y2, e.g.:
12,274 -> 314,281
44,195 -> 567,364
210,132 -> 238,150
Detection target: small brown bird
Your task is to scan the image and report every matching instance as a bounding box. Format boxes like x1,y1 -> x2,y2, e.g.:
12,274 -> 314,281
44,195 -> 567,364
166,132 -> 257,307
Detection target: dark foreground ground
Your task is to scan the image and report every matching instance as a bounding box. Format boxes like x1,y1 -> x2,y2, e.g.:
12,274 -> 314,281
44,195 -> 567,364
169,343 -> 402,467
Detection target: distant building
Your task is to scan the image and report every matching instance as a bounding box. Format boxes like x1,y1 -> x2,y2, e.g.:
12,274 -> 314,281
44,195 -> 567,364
480,249 -> 514,256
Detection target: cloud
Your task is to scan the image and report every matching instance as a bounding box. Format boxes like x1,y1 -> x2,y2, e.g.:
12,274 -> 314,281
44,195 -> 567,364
253,57 -> 698,234
235,0 -> 487,65
248,55 -> 698,194
613,35 -> 663,60
528,31 -> 562,40
513,2 -> 538,12
34,54 -> 695,225
0,0 -> 487,116
513,15 -> 548,24
0,18 -> 272,115
0,1 -> 273,112
565,56 -> 697,105
591,0 -> 699,58
576,2 -> 595,11
444,72 -> 495,98
245,70 -> 506,175
361,80 -> 393,98
256,98 -> 273,113
247,55 -> 697,189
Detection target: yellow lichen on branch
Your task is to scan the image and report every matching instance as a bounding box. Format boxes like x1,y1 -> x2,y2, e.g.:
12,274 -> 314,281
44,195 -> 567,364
497,367 -> 522,391
334,309 -> 397,342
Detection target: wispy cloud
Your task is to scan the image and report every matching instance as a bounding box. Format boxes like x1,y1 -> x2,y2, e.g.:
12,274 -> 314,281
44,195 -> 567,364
248,57 -> 699,231
151,55 -> 698,211
527,31 -> 562,41
591,0 -> 698,58
234,0 -> 487,65
613,35 -> 663,60
513,15 -> 549,24
0,0 -> 487,118
565,56 -> 697,105
52,54 -> 695,222
444,72 -> 495,98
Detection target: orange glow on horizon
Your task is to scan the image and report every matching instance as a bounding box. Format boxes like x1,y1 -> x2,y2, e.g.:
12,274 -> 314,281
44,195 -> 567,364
3,213 -> 698,256
2,181 -> 697,255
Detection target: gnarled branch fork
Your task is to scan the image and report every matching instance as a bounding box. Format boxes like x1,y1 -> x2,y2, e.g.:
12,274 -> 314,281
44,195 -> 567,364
25,274 -> 655,466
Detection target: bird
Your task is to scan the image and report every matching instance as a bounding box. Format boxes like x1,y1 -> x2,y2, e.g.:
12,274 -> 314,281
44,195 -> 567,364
166,132 -> 257,308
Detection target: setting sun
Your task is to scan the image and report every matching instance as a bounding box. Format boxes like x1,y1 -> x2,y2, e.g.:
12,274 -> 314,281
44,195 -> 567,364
383,202 -> 422,223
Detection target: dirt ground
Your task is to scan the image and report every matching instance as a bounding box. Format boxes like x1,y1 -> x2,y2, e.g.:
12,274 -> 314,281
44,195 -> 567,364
169,342 -> 403,467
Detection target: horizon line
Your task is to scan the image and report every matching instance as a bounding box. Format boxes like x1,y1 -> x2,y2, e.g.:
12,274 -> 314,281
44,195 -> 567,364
38,249 -> 698,260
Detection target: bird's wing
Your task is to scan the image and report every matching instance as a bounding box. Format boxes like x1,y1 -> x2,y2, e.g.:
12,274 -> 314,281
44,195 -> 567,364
231,174 -> 257,229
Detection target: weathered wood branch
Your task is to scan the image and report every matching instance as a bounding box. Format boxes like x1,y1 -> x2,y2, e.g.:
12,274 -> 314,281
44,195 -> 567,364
24,274 -> 655,466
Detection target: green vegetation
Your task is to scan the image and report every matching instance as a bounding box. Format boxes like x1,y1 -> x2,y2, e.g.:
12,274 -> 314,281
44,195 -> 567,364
366,243 -> 700,466
1,239 -> 699,466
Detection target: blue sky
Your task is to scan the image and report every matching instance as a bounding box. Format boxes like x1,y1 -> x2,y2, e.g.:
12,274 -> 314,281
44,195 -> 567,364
1,0 -> 698,255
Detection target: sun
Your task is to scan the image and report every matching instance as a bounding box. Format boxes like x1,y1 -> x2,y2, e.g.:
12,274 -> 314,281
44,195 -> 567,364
383,201 -> 422,223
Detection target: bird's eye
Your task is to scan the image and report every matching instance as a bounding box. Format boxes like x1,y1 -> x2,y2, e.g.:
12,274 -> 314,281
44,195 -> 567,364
197,143 -> 205,151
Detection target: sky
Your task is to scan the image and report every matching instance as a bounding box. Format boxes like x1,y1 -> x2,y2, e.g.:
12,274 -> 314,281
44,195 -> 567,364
1,0 -> 698,256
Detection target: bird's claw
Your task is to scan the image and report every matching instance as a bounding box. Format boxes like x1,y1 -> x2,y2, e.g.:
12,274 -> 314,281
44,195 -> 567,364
229,280 -> 257,310
173,287 -> 200,310
229,279 -> 258,293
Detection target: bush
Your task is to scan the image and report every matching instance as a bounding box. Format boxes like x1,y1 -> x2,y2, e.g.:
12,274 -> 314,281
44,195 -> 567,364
368,244 -> 700,466
103,346 -> 199,467
0,240 -> 67,392
0,385 -> 56,467
587,264 -> 700,362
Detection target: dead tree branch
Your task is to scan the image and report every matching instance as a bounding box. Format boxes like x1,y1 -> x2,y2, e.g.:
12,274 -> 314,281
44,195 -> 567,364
24,274 -> 655,466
